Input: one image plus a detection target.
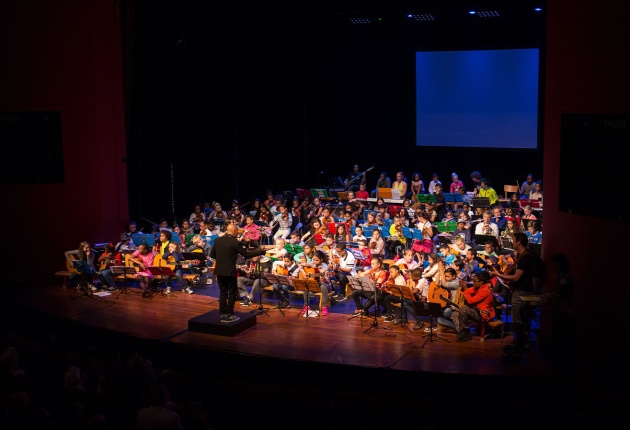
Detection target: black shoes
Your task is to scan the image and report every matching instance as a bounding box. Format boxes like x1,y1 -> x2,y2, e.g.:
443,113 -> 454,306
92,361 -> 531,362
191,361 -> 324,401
456,329 -> 472,342
220,314 -> 240,323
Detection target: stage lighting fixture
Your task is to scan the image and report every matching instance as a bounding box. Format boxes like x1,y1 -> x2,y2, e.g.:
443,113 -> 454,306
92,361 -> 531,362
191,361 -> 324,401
407,13 -> 436,22
476,10 -> 501,18
349,17 -> 372,25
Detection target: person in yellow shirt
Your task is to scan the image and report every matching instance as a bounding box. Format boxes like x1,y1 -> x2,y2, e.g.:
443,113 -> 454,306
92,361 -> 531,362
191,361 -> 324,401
478,178 -> 499,206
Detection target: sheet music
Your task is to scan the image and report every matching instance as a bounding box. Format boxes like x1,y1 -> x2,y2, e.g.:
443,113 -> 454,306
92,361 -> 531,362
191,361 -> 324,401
347,275 -> 376,292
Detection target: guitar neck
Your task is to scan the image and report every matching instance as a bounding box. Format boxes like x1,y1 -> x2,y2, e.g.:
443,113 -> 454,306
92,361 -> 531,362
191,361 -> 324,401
439,294 -> 460,309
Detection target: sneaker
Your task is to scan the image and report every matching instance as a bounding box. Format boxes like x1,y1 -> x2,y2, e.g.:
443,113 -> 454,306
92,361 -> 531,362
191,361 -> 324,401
393,318 -> 408,326
278,301 -> 289,309
165,287 -> 171,295
413,321 -> 424,330
335,294 -> 347,301
424,324 -> 437,333
240,298 -> 253,307
301,306 -> 311,313
383,314 -> 395,323
206,278 -> 213,285
88,284 -> 97,291
220,314 -> 240,323
106,286 -> 117,292
321,307 -> 328,316
352,309 -> 364,317
185,287 -> 193,295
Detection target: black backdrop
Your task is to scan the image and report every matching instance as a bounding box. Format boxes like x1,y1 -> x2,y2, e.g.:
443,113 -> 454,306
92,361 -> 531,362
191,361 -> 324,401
122,1 -> 545,227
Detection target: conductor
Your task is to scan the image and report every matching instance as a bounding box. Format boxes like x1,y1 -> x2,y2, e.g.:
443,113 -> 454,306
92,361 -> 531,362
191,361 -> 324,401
210,223 -> 267,323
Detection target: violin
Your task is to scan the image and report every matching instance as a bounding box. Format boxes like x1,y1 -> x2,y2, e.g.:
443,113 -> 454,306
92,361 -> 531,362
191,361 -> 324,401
193,212 -> 205,224
369,241 -> 377,249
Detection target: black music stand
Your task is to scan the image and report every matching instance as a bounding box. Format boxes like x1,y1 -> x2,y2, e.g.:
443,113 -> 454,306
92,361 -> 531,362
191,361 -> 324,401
147,266 -> 178,297
111,265 -> 139,299
471,197 -> 491,208
263,272 -> 291,316
291,278 -> 321,318
412,301 -> 449,347
351,277 -> 391,334
474,234 -> 499,250
247,262 -> 273,317
346,275 -> 373,324
388,284 -> 416,334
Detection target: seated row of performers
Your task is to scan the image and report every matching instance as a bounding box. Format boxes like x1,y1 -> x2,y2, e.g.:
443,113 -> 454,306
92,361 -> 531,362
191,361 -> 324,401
66,230 -> 219,297
230,234 -> 530,342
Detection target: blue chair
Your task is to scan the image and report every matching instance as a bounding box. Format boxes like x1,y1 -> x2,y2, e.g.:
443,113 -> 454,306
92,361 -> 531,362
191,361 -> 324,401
363,226 -> 375,238
363,210 -> 377,220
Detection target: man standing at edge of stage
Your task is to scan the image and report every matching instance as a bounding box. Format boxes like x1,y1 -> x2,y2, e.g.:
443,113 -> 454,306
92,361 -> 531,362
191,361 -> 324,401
210,223 -> 267,323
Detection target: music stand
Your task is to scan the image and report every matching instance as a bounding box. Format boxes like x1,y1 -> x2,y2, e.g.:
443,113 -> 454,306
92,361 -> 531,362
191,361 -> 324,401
347,276 -> 391,334
474,234 -> 499,249
291,277 -> 321,318
247,263 -> 274,317
437,235 -> 453,247
147,266 -> 178,297
471,197 -> 491,208
388,284 -> 415,334
412,301 -> 449,347
262,272 -> 292,316
443,193 -> 464,204
377,188 -> 393,199
346,275 -> 373,324
111,265 -> 139,299
417,194 -> 436,204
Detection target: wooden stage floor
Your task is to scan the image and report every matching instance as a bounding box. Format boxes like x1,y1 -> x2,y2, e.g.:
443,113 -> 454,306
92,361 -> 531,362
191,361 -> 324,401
4,281 -> 552,379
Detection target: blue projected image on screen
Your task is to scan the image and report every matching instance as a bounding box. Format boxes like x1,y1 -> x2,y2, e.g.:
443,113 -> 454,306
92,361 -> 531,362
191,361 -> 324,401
416,48 -> 539,149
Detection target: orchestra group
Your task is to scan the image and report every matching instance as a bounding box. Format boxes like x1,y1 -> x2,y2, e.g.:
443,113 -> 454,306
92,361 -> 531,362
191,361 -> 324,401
64,168 -> 544,345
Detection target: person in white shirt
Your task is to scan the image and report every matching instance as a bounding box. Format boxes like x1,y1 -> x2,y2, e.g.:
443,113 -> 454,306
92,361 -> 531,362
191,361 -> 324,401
352,225 -> 367,243
474,210 -> 500,243
331,243 -> 357,301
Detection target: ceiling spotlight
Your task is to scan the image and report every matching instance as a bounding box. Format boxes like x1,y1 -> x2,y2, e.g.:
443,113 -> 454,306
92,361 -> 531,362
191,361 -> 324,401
408,13 -> 436,22
476,10 -> 501,18
349,17 -> 372,25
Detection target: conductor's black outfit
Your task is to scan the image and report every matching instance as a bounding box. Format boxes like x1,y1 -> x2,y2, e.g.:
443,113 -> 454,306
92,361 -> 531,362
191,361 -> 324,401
210,232 -> 266,317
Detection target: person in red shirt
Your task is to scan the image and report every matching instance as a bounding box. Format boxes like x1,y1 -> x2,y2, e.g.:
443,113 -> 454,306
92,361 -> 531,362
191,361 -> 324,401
356,183 -> 369,200
450,270 -> 496,342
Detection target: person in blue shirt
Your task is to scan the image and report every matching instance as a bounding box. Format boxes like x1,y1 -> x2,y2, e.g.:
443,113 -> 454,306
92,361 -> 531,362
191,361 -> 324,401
438,243 -> 456,266
491,206 -> 508,232
525,220 -> 542,244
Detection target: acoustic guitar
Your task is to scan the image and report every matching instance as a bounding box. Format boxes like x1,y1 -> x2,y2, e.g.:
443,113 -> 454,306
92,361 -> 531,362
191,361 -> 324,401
66,254 -> 79,273
427,281 -> 449,307
300,265 -> 320,280
439,293 -> 483,317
